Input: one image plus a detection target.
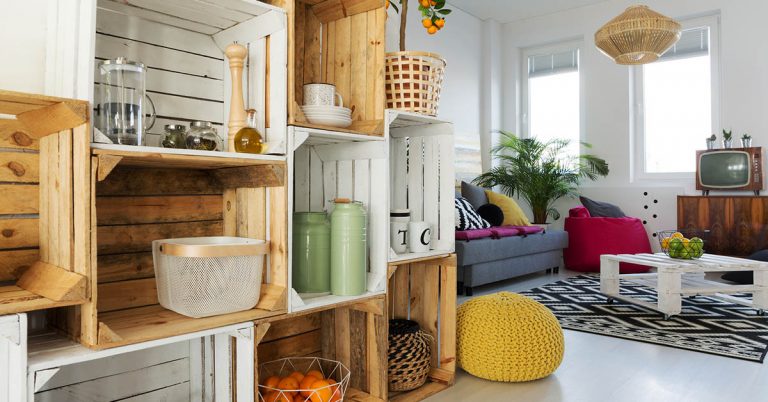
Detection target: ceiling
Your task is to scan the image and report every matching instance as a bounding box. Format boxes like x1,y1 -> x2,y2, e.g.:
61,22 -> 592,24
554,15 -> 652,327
449,0 -> 609,23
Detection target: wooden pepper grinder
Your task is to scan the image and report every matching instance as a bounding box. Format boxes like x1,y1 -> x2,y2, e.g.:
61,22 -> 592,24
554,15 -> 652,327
225,42 -> 248,151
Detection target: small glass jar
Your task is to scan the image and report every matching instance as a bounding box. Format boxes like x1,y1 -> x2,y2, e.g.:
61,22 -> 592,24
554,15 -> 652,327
161,124 -> 187,149
186,121 -> 222,151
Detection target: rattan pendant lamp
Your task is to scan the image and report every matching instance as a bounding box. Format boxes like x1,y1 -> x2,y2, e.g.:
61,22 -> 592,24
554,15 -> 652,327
595,5 -> 681,65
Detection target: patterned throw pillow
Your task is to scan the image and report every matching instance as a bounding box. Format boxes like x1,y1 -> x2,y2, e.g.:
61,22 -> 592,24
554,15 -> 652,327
455,197 -> 491,230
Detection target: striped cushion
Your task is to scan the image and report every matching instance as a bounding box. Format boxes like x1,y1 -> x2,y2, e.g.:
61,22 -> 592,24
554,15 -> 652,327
455,197 -> 491,230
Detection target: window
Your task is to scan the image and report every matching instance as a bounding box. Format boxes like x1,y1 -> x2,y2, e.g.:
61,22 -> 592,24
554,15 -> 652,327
523,43 -> 582,159
635,16 -> 719,176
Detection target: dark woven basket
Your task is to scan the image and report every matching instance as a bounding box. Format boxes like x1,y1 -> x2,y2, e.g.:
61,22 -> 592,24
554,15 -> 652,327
388,319 -> 432,392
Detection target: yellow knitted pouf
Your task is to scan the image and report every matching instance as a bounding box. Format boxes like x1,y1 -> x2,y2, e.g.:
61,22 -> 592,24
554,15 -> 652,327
457,291 -> 564,382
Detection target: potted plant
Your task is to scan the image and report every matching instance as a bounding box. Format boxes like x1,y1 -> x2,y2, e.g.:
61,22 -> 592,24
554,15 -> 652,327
706,134 -> 716,150
722,129 -> 733,148
473,132 -> 609,225
385,0 -> 451,116
742,133 -> 752,148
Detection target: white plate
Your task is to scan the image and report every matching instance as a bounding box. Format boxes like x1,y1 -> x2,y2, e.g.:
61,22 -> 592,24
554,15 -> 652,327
302,106 -> 351,116
304,112 -> 352,119
302,105 -> 351,112
302,110 -> 351,118
305,115 -> 353,128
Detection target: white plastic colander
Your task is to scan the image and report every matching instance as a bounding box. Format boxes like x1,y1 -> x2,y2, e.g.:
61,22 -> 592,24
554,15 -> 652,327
152,236 -> 268,318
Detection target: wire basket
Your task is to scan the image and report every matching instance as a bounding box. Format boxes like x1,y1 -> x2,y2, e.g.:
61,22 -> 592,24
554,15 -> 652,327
258,357 -> 350,402
656,230 -> 705,260
152,236 -> 268,318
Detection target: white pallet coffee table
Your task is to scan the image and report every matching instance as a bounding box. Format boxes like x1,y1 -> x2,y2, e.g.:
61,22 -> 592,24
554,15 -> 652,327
600,253 -> 768,319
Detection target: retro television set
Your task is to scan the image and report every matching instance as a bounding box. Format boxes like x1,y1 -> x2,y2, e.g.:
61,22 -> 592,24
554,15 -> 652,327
696,147 -> 763,195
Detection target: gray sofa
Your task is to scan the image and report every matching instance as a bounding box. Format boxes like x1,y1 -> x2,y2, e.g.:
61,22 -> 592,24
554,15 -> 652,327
456,182 -> 568,295
456,230 -> 568,295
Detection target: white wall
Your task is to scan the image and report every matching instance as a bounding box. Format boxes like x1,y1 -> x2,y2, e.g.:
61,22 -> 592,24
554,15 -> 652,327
386,3 -> 485,181
0,0 -> 48,93
500,0 -> 768,234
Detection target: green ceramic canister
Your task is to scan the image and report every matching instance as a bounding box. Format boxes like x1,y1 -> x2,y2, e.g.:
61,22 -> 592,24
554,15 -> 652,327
292,212 -> 331,293
330,199 -> 368,296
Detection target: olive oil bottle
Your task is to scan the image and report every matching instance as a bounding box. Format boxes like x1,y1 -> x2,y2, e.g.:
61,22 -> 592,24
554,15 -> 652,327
234,109 -> 266,153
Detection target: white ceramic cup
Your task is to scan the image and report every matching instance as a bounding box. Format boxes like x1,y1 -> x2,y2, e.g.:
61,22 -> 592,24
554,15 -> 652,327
408,221 -> 431,253
303,83 -> 343,107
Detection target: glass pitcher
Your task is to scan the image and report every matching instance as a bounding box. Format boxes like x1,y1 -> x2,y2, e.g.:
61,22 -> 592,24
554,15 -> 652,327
97,58 -> 156,145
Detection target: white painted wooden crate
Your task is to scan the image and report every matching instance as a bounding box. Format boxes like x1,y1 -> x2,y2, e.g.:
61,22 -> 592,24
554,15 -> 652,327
387,110 -> 455,263
85,0 -> 288,153
288,126 -> 389,312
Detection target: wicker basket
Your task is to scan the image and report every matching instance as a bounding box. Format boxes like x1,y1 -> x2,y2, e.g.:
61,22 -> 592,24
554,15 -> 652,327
388,319 -> 432,392
385,51 -> 446,116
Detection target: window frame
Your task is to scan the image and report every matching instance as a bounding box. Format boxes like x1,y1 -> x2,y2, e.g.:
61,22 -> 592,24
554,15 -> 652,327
521,40 -> 585,156
632,14 -> 721,181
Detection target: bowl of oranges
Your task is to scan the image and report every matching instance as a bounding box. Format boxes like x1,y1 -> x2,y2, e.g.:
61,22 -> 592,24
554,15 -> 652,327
657,230 -> 705,260
258,357 -> 349,402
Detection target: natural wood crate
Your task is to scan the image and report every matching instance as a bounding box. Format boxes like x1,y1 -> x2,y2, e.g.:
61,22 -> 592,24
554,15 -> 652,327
76,148 -> 290,349
254,296 -> 388,401
0,89 -> 91,316
266,0 -> 387,136
387,254 -> 457,402
288,127 -> 388,312
387,111 -> 454,264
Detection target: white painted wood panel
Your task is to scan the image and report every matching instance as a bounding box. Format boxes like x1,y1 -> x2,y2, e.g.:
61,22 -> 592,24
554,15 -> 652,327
0,314 -> 26,402
97,0 -> 220,35
120,382 -> 190,402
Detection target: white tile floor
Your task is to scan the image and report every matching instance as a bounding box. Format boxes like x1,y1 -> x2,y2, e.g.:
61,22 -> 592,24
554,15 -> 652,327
426,270 -> 768,402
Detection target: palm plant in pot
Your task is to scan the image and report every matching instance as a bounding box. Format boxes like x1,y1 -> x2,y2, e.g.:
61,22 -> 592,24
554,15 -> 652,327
386,0 -> 450,116
473,132 -> 610,225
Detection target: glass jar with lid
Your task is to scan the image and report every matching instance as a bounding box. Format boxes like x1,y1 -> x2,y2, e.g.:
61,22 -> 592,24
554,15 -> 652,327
186,121 -> 222,151
161,124 -> 187,149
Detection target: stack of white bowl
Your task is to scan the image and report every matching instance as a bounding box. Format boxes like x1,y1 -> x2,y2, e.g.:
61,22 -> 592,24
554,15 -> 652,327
301,105 -> 352,128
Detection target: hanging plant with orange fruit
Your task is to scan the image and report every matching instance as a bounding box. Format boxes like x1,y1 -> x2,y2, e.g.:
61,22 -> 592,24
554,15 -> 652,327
388,0 -> 452,50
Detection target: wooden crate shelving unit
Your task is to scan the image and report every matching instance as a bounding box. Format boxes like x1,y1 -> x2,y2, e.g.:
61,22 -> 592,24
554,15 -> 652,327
387,254 -> 457,402
0,90 -> 91,316
387,110 -> 455,263
267,0 -> 387,136
255,296 -> 388,401
287,126 -> 389,312
80,147 -> 289,349
89,0 -> 288,153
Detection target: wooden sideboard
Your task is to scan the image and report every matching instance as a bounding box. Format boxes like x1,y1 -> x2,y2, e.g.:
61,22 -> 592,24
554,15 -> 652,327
677,196 -> 768,256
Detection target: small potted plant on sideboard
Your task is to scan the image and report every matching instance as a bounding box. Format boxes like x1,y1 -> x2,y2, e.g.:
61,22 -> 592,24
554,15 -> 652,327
742,133 -> 752,148
706,134 -> 716,150
722,129 -> 733,148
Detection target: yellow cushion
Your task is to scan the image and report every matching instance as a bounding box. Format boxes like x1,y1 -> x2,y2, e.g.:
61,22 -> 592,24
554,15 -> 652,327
457,292 -> 564,382
485,190 -> 531,226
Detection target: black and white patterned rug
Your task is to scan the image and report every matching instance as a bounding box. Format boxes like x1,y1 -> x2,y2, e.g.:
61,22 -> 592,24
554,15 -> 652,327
520,275 -> 768,363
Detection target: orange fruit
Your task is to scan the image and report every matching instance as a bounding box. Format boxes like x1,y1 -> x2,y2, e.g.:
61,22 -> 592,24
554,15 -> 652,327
277,377 -> 300,398
327,380 -> 341,402
305,370 -> 324,380
309,379 -> 332,402
427,26 -> 438,35
422,18 -> 433,28
263,392 -> 292,402
435,18 -> 445,28
299,374 -> 320,397
289,371 -> 305,382
430,0 -> 436,5
263,375 -> 281,388
294,394 -> 309,402
420,0 -> 429,6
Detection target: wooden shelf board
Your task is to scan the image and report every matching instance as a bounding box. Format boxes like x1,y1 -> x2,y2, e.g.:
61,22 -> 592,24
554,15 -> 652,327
389,250 -> 453,265
346,388 -> 386,402
96,304 -> 285,349
291,290 -> 386,314
91,144 -> 286,170
387,109 -> 451,128
388,381 -> 451,402
295,126 -> 387,146
0,285 -> 86,315
290,121 -> 384,138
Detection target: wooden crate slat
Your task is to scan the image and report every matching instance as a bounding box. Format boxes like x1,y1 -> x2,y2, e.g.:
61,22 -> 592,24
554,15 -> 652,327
16,261 -> 86,302
15,103 -> 87,138
97,221 -> 224,254
0,151 -> 39,183
0,184 -> 39,214
91,148 -> 283,169
0,218 -> 39,249
96,167 -> 223,196
258,329 -> 322,362
95,195 -> 223,225
260,313 -> 321,343
97,278 -> 158,312
97,252 -> 154,284
348,309 -> 368,391
0,249 -> 39,282
0,285 -> 86,315
0,119 -> 38,150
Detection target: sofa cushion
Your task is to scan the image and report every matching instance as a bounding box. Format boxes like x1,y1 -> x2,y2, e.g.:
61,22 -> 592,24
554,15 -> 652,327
569,206 -> 591,218
461,181 -> 489,210
579,196 -> 626,218
486,190 -> 531,226
456,228 -> 494,241
456,230 -> 568,266
490,227 -> 520,238
455,197 -> 491,230
477,204 -> 505,227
